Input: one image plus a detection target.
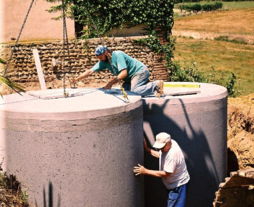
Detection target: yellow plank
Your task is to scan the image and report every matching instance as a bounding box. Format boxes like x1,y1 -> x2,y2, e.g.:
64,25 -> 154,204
164,83 -> 200,88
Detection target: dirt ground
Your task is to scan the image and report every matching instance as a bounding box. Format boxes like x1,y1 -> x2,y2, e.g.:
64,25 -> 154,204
227,93 -> 254,172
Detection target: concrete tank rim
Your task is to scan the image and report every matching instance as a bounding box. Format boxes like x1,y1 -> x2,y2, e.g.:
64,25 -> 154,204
143,82 -> 228,104
0,88 -> 142,120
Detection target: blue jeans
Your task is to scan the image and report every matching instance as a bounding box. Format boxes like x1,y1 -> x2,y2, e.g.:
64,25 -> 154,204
167,184 -> 187,207
122,68 -> 158,97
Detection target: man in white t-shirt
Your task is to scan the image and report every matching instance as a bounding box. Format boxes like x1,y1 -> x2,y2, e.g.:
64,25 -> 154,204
133,132 -> 190,207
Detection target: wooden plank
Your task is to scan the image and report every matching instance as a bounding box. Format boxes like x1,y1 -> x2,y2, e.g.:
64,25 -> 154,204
32,49 -> 47,90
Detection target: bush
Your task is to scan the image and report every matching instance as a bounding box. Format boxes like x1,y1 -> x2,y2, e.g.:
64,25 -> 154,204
179,2 -> 223,12
214,36 -> 248,45
169,62 -> 237,96
202,2 -> 223,11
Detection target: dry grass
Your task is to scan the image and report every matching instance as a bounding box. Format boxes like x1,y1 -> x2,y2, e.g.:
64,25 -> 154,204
174,9 -> 254,35
174,7 -> 254,32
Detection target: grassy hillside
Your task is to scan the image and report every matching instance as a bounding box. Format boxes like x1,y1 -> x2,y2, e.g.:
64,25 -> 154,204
173,2 -> 254,96
176,1 -> 254,10
173,37 -> 254,95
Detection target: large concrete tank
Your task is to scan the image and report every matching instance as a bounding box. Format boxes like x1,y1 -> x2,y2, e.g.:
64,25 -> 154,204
143,82 -> 228,207
0,88 -> 144,207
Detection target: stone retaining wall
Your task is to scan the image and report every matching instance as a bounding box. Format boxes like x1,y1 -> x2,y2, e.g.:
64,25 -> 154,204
3,37 -> 168,87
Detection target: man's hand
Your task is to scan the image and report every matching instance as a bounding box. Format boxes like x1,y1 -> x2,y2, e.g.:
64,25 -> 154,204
68,77 -> 78,89
133,164 -> 146,176
103,77 -> 119,89
103,82 -> 113,89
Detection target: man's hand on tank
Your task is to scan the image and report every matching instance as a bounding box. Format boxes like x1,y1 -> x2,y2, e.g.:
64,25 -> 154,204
133,164 -> 146,176
103,83 -> 112,89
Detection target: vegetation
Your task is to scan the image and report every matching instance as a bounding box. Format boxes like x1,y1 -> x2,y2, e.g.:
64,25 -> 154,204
179,2 -> 223,12
47,0 -> 174,40
217,1 -> 254,9
173,2 -> 254,96
173,36 -> 254,96
173,8 -> 254,36
170,61 -> 237,96
214,35 -> 248,44
0,58 -> 25,95
0,170 -> 29,207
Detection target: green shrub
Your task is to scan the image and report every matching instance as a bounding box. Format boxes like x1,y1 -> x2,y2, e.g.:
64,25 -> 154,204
179,2 -> 223,12
214,36 -> 248,45
0,58 -> 25,95
169,62 -> 237,96
169,62 -> 207,82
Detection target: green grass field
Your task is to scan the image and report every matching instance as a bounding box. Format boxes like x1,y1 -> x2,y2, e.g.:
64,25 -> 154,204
173,37 -> 254,96
173,1 -> 254,96
219,1 -> 254,9
175,1 -> 254,9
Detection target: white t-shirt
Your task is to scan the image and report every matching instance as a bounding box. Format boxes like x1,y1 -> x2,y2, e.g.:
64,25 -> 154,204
159,139 -> 190,189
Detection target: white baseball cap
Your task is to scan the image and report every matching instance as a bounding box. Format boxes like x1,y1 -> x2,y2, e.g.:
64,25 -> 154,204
153,132 -> 171,149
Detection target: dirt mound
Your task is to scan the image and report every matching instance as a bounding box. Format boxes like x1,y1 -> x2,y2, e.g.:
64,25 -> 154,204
227,93 -> 254,170
213,168 -> 254,207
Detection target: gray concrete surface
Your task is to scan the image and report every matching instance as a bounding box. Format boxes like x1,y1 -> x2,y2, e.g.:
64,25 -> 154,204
143,82 -> 228,207
0,88 -> 144,207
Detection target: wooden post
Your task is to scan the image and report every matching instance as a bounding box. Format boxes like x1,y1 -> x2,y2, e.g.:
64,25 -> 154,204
32,49 -> 47,90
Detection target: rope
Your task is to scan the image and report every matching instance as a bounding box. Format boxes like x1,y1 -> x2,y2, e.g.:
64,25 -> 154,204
4,0 -> 36,76
61,0 -> 71,97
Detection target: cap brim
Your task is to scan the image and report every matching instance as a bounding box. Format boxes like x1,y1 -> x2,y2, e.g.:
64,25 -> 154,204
153,142 -> 166,149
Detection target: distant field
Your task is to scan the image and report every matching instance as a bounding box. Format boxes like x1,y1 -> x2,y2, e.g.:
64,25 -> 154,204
173,2 -> 254,96
173,37 -> 254,95
173,8 -> 254,36
175,1 -> 254,9
216,1 -> 254,9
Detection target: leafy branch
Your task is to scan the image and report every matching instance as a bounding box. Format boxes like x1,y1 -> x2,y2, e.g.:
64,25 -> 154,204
0,58 -> 25,95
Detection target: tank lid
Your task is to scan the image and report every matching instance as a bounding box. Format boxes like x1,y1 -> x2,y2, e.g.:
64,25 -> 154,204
143,82 -> 228,103
0,88 -> 141,120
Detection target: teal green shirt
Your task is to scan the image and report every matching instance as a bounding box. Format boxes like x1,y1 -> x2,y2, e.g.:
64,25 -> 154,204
91,51 -> 145,81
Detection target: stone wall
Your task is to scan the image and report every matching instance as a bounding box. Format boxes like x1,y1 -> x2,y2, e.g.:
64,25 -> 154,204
3,36 -> 168,88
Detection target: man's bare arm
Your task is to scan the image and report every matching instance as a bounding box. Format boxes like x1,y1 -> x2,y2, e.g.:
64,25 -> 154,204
144,139 -> 160,158
103,69 -> 128,89
75,69 -> 94,82
133,164 -> 170,178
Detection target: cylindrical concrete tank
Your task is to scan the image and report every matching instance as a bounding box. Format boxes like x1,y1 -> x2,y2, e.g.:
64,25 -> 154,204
143,82 -> 228,207
0,88 -> 144,207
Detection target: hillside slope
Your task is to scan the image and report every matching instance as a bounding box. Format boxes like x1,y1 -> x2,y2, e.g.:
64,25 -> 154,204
173,8 -> 254,43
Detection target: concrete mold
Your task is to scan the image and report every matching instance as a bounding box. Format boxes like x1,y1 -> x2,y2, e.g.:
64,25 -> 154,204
143,82 -> 228,207
0,88 -> 144,207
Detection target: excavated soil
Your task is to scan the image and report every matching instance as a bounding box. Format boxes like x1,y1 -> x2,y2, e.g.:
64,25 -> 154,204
227,93 -> 254,172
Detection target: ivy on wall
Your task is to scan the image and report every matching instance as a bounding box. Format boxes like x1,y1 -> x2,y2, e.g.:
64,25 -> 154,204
46,0 -> 174,40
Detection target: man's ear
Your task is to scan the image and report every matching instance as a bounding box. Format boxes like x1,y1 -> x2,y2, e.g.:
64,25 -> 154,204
105,50 -> 111,58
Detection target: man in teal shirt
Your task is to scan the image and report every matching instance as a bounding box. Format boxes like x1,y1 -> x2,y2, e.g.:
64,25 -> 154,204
74,45 -> 164,97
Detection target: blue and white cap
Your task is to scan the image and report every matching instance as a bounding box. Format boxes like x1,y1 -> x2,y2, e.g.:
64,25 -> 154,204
95,45 -> 108,56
